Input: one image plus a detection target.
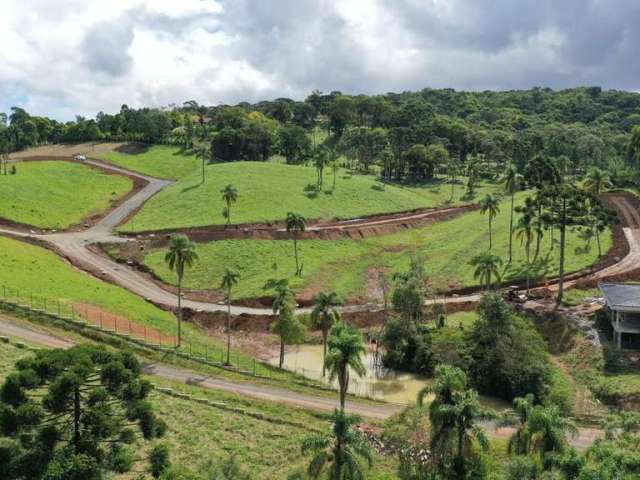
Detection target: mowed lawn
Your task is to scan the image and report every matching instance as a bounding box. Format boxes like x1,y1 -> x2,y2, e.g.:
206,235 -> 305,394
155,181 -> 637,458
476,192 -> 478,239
0,161 -> 132,229
120,160 -> 497,232
99,145 -> 200,180
144,192 -> 611,300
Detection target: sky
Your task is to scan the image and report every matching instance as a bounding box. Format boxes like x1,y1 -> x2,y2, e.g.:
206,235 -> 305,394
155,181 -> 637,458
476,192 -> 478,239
2,0 -> 640,120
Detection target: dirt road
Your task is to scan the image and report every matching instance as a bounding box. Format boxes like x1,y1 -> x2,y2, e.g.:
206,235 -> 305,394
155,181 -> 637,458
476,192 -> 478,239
0,316 -> 601,447
0,157 -> 638,318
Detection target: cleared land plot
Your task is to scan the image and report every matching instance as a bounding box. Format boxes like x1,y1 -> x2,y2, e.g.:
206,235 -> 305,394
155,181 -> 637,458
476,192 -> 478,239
99,144 -> 200,180
144,193 -> 611,300
0,161 -> 132,229
120,160 -> 497,231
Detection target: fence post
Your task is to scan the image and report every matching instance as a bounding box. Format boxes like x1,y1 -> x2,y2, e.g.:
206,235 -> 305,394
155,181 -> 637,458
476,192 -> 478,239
99,311 -> 102,329
189,342 -> 192,357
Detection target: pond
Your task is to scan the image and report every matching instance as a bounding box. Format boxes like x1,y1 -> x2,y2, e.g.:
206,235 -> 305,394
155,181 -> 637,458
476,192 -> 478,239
268,344 -> 510,410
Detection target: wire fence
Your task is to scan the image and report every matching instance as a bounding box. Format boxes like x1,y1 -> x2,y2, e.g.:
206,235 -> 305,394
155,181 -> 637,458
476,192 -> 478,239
0,284 -> 294,382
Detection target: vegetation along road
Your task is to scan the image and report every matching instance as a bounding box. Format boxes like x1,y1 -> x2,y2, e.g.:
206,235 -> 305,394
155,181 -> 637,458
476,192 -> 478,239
0,314 -> 602,448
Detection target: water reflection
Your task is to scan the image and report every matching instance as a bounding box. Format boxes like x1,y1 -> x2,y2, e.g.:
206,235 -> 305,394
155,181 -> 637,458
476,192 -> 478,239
269,344 -> 510,410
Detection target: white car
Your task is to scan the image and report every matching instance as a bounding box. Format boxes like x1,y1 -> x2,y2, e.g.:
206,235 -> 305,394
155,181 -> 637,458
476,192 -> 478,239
74,155 -> 87,161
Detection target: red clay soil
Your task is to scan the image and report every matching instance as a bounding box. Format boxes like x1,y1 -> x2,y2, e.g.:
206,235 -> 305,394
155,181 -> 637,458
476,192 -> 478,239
0,156 -> 147,233
125,203 -> 480,242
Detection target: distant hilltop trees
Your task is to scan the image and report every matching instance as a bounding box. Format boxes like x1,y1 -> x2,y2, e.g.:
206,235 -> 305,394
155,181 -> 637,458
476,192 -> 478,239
2,86 -> 640,186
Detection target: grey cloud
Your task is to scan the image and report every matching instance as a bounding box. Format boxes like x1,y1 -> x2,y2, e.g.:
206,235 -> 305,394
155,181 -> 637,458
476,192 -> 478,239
82,19 -> 134,76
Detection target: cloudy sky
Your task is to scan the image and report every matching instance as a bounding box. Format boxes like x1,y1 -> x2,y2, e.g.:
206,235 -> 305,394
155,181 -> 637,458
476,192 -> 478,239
2,0 -> 639,120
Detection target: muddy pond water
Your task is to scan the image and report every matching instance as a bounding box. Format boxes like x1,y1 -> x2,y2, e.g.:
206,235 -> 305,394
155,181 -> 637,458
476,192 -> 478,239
268,344 -> 510,410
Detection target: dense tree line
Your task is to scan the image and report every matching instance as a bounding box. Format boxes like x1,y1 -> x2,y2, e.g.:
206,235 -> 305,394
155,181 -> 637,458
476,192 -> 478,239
3,87 -> 640,187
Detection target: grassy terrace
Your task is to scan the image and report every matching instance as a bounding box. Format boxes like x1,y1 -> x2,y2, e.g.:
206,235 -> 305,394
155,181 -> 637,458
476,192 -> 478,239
0,236 -> 281,378
0,160 -> 132,229
143,192 -> 611,300
99,144 -> 200,180
118,159 -> 497,232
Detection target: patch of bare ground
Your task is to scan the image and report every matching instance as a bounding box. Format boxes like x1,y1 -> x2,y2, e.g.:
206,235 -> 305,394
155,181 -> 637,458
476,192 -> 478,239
126,203 -> 480,241
8,142 -> 137,159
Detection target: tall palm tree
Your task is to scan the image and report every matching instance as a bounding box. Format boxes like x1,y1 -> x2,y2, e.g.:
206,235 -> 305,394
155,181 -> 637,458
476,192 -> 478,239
325,323 -> 366,410
583,167 -> 612,196
503,164 -> 523,263
311,291 -> 342,377
269,280 -> 305,368
221,184 -> 238,227
220,268 -> 240,365
506,394 -> 535,455
528,404 -> 577,458
164,235 -> 198,347
469,252 -> 503,290
479,194 -> 501,250
417,365 -> 492,478
301,408 -> 373,480
195,143 -> 210,185
286,212 -> 306,276
515,199 -> 536,294
313,146 -> 328,189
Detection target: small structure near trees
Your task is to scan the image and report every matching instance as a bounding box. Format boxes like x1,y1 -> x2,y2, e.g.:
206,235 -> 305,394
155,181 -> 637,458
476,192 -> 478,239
599,282 -> 640,349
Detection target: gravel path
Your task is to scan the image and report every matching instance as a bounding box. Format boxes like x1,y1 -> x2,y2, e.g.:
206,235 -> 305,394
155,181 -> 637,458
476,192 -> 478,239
0,158 -> 638,317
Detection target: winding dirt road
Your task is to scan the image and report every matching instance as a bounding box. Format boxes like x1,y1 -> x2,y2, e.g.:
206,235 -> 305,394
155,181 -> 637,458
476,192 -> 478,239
0,158 -> 639,318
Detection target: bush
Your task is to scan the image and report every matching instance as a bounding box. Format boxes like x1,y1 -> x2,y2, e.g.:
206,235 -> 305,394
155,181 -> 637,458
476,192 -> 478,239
150,444 -> 170,478
467,293 -> 552,401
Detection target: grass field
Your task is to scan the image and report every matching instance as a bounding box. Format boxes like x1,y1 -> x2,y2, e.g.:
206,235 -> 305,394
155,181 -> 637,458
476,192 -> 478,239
148,378 -> 398,479
99,145 -> 200,180
143,192 -> 611,300
119,161 -> 497,232
0,236 -> 268,370
0,339 -> 396,479
0,160 -> 132,229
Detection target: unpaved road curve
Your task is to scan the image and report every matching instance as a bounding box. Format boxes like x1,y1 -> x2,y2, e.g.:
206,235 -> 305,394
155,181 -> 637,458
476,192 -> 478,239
0,316 -> 601,447
0,157 -> 638,317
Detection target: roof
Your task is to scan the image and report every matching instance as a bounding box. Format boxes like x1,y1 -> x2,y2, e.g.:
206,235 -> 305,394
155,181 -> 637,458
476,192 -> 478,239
599,283 -> 640,312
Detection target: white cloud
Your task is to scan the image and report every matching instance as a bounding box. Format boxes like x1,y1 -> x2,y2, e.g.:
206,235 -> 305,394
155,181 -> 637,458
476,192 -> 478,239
1,0 -> 639,120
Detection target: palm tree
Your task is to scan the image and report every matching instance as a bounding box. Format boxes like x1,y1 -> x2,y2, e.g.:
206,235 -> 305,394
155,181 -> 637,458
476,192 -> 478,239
583,167 -> 612,196
220,268 -> 240,365
314,146 -> 328,189
269,280 -> 305,368
301,409 -> 373,480
528,404 -> 577,458
221,184 -> 238,227
515,199 -> 536,294
479,194 -> 501,249
286,212 -> 306,276
195,143 -> 210,184
417,365 -> 492,477
325,323 -> 366,410
164,234 -> 198,347
469,252 -> 503,290
506,394 -> 535,455
311,292 -> 342,377
503,164 -> 523,263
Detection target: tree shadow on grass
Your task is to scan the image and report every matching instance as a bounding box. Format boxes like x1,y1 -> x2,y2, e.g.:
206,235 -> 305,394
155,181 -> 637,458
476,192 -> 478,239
181,182 -> 203,193
304,183 -> 319,199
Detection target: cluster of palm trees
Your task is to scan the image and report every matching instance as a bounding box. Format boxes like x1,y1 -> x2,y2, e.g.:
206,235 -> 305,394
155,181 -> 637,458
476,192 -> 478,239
300,316 -> 374,479
164,234 -> 239,365
471,162 -> 614,300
